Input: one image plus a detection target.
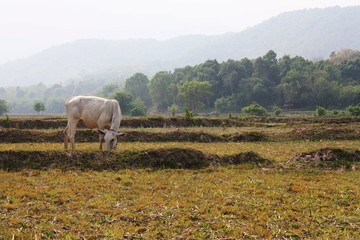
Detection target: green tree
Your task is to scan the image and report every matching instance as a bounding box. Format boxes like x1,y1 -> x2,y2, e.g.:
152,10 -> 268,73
250,50 -> 280,105
173,66 -> 196,82
113,91 -> 133,115
100,83 -> 119,98
278,55 -> 292,80
218,58 -> 252,98
312,77 -> 339,107
193,60 -> 221,106
236,77 -> 255,107
184,107 -> 193,120
339,58 -> 360,83
272,105 -> 282,116
214,96 -> 237,113
33,102 -> 45,115
168,103 -> 179,116
149,71 -> 177,112
130,98 -> 147,116
339,85 -> 360,107
277,56 -> 315,108
251,77 -> 273,106
218,59 -> 243,95
125,73 -> 152,107
0,99 -> 9,115
178,80 -> 212,113
254,50 -> 280,85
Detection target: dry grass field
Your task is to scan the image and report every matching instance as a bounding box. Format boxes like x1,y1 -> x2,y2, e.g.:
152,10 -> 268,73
0,116 -> 360,239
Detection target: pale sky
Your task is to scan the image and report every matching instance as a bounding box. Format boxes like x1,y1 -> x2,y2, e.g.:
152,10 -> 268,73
0,0 -> 359,64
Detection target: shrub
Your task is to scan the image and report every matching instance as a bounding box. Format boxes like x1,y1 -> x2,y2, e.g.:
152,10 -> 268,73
242,102 -> 268,116
0,99 -> 9,115
184,107 -> 193,120
114,91 -> 133,115
346,104 -> 360,116
214,96 -> 236,113
168,104 -> 178,117
33,102 -> 46,115
130,98 -> 147,116
315,106 -> 327,116
272,105 -> 282,116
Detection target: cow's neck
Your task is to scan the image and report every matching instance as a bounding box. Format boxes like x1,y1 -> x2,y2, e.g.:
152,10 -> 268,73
110,113 -> 121,131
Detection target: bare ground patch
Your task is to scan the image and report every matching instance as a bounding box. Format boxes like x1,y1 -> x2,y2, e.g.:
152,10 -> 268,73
286,148 -> 360,170
290,125 -> 360,140
0,148 -> 272,171
0,129 -> 268,143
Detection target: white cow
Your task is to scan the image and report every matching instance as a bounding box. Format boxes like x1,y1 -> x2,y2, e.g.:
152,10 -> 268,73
64,96 -> 124,151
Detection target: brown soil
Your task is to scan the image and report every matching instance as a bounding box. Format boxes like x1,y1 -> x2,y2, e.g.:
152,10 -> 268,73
290,126 -> 360,140
286,148 -> 360,170
3,125 -> 360,143
0,129 -> 268,143
0,149 -> 272,171
223,132 -> 267,142
2,116 -> 360,129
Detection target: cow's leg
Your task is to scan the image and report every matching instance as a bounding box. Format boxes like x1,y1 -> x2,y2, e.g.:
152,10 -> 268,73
99,133 -> 104,150
64,125 -> 69,150
67,121 -> 78,151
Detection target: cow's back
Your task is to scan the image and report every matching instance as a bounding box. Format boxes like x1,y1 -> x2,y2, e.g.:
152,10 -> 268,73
65,96 -> 110,129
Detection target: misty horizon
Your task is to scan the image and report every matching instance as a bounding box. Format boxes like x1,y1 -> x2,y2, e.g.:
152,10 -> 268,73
1,0 -> 360,64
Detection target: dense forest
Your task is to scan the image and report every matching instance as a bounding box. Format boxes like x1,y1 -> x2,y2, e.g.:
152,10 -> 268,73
1,49 -> 360,115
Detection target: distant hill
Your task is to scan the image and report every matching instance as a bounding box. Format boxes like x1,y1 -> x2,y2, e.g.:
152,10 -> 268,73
1,6 -> 360,87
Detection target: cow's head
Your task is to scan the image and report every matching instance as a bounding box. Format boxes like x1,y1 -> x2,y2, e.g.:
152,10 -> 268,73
98,129 -> 125,151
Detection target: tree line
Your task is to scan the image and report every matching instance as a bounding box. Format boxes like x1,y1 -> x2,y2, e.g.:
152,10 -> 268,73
1,49 -> 360,116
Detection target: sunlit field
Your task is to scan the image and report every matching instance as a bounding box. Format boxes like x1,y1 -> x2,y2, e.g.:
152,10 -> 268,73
1,168 -> 359,239
1,116 -> 360,239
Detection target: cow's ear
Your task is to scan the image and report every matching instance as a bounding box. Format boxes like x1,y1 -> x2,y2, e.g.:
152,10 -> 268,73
98,129 -> 107,135
116,132 -> 125,136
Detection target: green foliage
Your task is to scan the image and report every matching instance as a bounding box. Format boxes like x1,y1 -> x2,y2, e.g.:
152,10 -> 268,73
2,114 -> 11,127
315,106 -> 327,116
168,103 -> 179,116
340,58 -> 360,83
125,73 -> 152,107
214,96 -> 237,113
272,105 -> 282,116
130,98 -> 147,116
99,83 -> 120,98
184,107 -> 193,120
33,102 -> 45,114
178,80 -> 212,113
242,102 -> 268,116
4,48 -> 360,115
149,71 -> 177,112
113,91 -> 133,115
0,99 -> 9,115
346,104 -> 360,116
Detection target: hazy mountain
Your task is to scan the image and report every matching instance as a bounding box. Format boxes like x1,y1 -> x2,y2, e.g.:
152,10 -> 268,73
1,6 -> 359,87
